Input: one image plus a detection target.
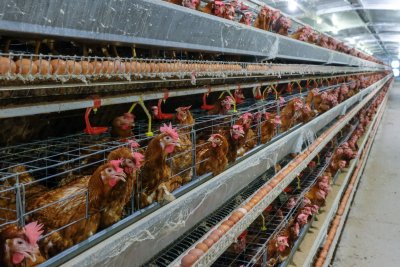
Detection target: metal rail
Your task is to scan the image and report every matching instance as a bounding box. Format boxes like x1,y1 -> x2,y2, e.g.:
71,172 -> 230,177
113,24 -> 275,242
0,0 -> 383,67
0,72 -> 376,118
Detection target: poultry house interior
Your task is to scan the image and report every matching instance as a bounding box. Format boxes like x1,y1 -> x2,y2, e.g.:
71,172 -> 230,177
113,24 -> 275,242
0,0 -> 399,267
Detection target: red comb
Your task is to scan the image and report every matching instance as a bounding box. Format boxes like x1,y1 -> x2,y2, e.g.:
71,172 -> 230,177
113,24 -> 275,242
110,159 -> 124,173
132,152 -> 145,168
128,140 -> 140,149
24,221 -> 44,245
160,123 -> 179,140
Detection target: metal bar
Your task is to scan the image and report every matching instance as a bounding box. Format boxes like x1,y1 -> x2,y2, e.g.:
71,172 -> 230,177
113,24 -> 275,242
0,72 -> 375,118
0,0 -> 382,67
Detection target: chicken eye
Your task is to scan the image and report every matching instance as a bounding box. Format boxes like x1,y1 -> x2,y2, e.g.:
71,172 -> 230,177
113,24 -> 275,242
164,136 -> 171,141
106,168 -> 113,173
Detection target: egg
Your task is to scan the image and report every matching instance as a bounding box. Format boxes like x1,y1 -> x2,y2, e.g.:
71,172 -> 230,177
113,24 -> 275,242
114,60 -> 124,73
228,214 -> 240,224
259,188 -> 268,195
16,59 -> 38,75
51,59 -> 67,75
34,59 -> 52,75
233,210 -> 246,218
143,62 -> 151,73
66,60 -> 82,75
101,61 -> 115,74
195,243 -> 209,253
221,220 -> 234,227
248,199 -> 258,207
124,62 -> 132,74
90,61 -> 102,74
254,192 -> 265,199
188,248 -> 204,259
218,225 -> 230,234
275,174 -> 285,182
150,62 -> 158,73
211,229 -> 224,238
251,196 -> 261,203
208,233 -> 220,242
264,185 -> 273,192
181,254 -> 197,267
0,57 -> 16,74
319,250 -> 328,260
242,204 -> 252,211
269,179 -> 278,187
203,238 -> 214,248
237,208 -> 247,214
288,163 -> 297,170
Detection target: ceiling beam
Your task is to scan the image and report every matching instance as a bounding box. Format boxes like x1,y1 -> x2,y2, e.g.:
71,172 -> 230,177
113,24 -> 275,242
316,4 -> 400,16
347,0 -> 390,58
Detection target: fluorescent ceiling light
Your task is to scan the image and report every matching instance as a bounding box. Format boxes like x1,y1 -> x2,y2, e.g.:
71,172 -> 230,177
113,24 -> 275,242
331,14 -> 338,24
288,0 -> 297,12
348,39 -> 355,45
331,28 -> 338,34
393,69 -> 399,77
391,60 -> 400,68
316,17 -> 322,24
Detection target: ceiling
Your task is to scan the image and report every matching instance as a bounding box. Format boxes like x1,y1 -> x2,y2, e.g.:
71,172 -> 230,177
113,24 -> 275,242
262,0 -> 400,63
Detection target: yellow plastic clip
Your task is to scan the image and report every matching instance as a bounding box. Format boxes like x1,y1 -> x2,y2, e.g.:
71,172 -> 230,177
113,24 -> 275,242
296,81 -> 302,94
260,214 -> 267,231
128,102 -> 137,114
138,97 -> 153,137
218,91 -> 226,99
262,83 -> 278,100
297,174 -> 301,189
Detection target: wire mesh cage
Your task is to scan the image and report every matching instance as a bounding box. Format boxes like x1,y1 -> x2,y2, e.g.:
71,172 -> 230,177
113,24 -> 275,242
0,74 -> 385,266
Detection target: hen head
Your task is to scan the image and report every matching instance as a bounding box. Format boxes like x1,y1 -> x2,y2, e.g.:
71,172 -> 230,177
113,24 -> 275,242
239,112 -> 253,129
1,222 -> 43,265
113,113 -> 135,131
272,9 -> 281,20
151,106 -> 159,117
293,98 -> 304,111
101,160 -> 127,188
241,11 -> 253,25
182,0 -> 200,9
273,115 -> 282,127
208,134 -> 226,148
338,160 -> 347,170
303,197 -> 311,206
224,3 -> 236,20
297,213 -> 308,226
230,124 -> 245,140
302,206 -> 313,216
221,96 -> 235,111
276,236 -> 289,251
291,222 -> 300,237
287,197 -> 297,209
259,6 -> 270,17
279,17 -> 291,29
159,123 -> 180,154
175,106 -> 192,122
213,1 -> 225,16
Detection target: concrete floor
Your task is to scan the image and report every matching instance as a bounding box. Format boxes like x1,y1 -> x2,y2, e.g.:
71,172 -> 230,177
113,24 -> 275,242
332,83 -> 400,267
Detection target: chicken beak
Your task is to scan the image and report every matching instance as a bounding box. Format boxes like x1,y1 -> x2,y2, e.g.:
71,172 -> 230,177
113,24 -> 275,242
174,139 -> 181,147
115,172 -> 127,183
